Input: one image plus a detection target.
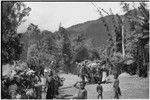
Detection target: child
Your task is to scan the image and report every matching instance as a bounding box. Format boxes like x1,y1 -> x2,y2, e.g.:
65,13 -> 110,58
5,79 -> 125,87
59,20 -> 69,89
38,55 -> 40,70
113,74 -> 121,99
72,81 -> 87,99
96,81 -> 103,99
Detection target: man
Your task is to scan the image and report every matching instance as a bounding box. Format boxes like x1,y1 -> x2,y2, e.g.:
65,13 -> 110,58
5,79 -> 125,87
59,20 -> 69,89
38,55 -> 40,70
96,81 -> 103,99
34,72 -> 42,99
53,73 -> 60,96
46,70 -> 55,99
113,74 -> 121,99
97,67 -> 103,83
34,72 -> 46,99
72,81 -> 87,99
80,63 -> 87,82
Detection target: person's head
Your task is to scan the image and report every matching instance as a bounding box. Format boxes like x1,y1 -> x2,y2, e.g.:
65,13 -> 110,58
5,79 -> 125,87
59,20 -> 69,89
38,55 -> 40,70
49,70 -> 53,76
85,60 -> 88,64
114,73 -> 119,79
80,82 -> 86,89
44,69 -> 48,76
98,81 -> 101,85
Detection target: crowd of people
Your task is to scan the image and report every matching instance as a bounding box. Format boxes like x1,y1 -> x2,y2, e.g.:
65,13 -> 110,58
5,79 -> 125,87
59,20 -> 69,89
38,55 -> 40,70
2,63 -> 64,99
78,60 -> 109,84
72,73 -> 121,99
2,60 -> 122,99
72,60 -> 122,99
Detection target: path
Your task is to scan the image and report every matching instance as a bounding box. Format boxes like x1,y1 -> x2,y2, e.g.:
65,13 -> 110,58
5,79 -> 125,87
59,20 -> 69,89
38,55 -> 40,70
59,73 -> 149,99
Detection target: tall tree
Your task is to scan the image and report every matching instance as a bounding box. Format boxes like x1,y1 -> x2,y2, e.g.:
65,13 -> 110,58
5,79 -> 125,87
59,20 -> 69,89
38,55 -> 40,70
2,2 -> 31,64
121,2 -> 149,77
26,25 -> 62,71
59,27 -> 73,73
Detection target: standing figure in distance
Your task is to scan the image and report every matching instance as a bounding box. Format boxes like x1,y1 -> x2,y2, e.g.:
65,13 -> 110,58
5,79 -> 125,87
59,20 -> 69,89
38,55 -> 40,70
96,81 -> 103,99
113,74 -> 121,99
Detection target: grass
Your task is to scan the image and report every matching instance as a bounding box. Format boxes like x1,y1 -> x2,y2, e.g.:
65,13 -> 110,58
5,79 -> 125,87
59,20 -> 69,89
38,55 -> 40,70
2,65 -> 149,99
59,73 -> 149,99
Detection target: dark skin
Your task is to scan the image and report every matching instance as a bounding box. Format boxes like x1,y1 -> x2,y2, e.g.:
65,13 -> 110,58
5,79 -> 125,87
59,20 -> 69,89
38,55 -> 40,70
73,82 -> 87,99
114,74 -> 118,79
113,74 -> 121,99
74,82 -> 85,89
97,82 -> 103,99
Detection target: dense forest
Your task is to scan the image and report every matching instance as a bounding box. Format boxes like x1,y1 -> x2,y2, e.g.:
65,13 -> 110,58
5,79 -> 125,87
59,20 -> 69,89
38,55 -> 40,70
2,2 -> 149,77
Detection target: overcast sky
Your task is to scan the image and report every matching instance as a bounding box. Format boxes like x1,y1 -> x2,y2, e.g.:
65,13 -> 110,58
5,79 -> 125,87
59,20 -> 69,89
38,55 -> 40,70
17,2 -> 139,33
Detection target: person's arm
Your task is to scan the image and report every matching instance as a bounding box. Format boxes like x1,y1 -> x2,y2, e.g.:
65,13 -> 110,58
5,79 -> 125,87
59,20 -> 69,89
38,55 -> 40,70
113,80 -> 116,88
96,86 -> 98,92
34,81 -> 42,87
74,82 -> 80,89
102,86 -> 103,93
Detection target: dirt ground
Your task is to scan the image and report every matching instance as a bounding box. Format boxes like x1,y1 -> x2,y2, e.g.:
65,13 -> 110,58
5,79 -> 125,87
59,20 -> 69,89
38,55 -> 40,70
58,73 -> 149,99
2,65 -> 149,99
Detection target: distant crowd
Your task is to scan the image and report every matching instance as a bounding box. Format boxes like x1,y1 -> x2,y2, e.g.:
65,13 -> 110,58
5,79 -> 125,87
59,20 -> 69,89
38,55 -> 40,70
73,60 -> 121,99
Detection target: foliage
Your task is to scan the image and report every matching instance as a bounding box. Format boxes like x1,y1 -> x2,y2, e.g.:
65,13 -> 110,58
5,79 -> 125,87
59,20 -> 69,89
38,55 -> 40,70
121,2 -> 149,77
2,2 -> 31,64
58,27 -> 73,73
25,24 -> 62,71
91,2 -> 149,77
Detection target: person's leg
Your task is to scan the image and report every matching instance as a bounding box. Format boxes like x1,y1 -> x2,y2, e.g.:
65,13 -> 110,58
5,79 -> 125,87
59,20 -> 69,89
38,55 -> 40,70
113,90 -> 117,99
35,88 -> 39,99
101,93 -> 103,99
37,88 -> 41,99
114,90 -> 119,99
118,87 -> 121,96
39,90 -> 42,99
97,94 -> 100,99
116,93 -> 119,99
46,88 -> 50,99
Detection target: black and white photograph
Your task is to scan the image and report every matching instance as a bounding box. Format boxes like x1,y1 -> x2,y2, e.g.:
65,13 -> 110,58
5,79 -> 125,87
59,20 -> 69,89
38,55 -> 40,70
1,1 -> 149,99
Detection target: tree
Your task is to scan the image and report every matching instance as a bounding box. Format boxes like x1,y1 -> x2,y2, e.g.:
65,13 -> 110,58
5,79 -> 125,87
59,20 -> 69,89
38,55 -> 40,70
74,46 -> 89,63
121,2 -> 149,77
26,25 -> 62,71
20,23 -> 41,61
27,43 -> 56,71
2,2 -> 31,64
59,27 -> 73,73
89,49 -> 100,60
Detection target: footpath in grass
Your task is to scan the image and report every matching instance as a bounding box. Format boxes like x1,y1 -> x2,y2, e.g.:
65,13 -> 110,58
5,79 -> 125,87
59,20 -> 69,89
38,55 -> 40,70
59,73 -> 149,99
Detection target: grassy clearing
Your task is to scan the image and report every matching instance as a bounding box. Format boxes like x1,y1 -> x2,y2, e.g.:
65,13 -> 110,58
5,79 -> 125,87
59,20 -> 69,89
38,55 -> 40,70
59,73 -> 149,99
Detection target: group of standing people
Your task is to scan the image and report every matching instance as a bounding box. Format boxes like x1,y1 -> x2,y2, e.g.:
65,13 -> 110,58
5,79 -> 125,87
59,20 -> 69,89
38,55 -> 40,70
78,60 -> 106,84
2,67 -> 63,99
33,69 -> 63,99
73,73 -> 121,99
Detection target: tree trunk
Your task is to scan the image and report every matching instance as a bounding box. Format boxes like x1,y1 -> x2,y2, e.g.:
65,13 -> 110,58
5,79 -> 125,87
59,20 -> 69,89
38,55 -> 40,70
136,39 -> 145,77
121,24 -> 125,58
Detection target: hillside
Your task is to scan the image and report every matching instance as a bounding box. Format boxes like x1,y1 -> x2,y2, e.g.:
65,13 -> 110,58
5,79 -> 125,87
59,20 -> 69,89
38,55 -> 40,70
66,15 -> 116,48
20,9 -> 140,61
19,15 -> 121,61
